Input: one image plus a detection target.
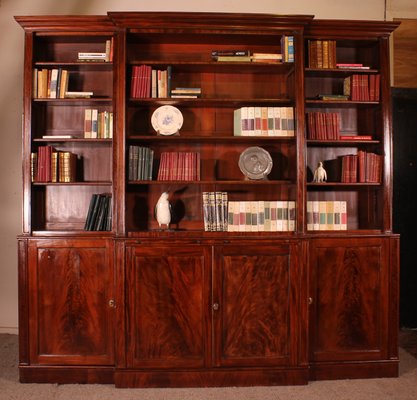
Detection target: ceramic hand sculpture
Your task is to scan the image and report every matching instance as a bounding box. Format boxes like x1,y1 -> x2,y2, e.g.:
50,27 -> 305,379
155,191 -> 171,229
313,161 -> 327,183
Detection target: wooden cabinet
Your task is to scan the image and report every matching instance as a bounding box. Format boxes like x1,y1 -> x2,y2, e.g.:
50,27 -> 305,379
213,243 -> 303,368
125,244 -> 210,370
308,236 -> 399,379
18,238 -> 115,383
15,12 -> 399,387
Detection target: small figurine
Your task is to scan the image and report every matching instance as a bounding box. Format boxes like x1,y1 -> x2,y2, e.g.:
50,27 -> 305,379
155,191 -> 171,229
313,161 -> 327,183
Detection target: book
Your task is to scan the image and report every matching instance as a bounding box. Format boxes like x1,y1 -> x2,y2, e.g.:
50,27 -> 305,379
215,55 -> 252,62
211,50 -> 250,57
42,135 -> 74,139
65,91 -> 93,98
339,135 -> 373,140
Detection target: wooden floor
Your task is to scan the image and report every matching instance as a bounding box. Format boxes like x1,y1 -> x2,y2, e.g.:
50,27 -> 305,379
399,328 -> 417,358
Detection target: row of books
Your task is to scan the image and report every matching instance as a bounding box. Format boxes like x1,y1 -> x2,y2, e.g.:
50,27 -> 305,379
227,200 -> 296,232
33,68 -> 93,99
306,111 -> 341,140
202,192 -> 228,231
308,40 -> 337,69
307,200 -> 347,231
343,74 -> 381,102
128,146 -> 154,181
84,193 -> 112,231
130,65 -> 172,98
33,68 -> 69,99
157,151 -> 200,181
340,151 -> 382,183
31,145 -> 77,183
84,109 -> 113,139
78,39 -> 113,62
211,50 -> 283,63
234,106 -> 295,137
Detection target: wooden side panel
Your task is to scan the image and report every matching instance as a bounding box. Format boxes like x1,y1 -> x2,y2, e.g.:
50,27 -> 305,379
126,245 -> 210,369
28,239 -> 115,365
214,243 -> 300,367
309,237 -> 389,362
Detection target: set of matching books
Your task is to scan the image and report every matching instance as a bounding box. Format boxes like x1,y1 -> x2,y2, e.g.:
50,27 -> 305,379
157,152 -> 200,181
341,151 -> 382,183
343,74 -> 381,101
33,68 -> 69,99
31,145 -> 77,183
202,192 -> 228,231
227,200 -> 296,232
234,106 -> 295,137
128,146 -> 154,181
84,193 -> 112,231
307,200 -> 347,231
306,111 -> 340,140
78,39 -> 113,62
130,65 -> 172,98
308,40 -> 336,69
84,109 -> 113,138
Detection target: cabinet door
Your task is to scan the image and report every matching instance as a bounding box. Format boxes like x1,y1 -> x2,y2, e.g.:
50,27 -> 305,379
27,239 -> 115,365
309,237 -> 390,362
125,245 -> 210,369
213,242 -> 303,367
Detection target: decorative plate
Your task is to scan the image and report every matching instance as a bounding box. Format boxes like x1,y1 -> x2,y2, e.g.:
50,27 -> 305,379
238,146 -> 273,180
151,105 -> 183,136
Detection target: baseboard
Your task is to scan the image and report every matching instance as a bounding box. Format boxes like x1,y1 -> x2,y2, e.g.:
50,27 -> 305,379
0,327 -> 18,335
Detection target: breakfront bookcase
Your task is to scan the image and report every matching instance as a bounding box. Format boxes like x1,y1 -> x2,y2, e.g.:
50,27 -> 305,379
15,12 -> 400,387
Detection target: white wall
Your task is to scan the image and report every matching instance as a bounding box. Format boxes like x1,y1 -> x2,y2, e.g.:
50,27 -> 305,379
0,0 -> 413,333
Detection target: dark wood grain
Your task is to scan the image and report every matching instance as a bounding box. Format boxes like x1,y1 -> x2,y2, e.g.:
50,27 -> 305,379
27,239 -> 115,365
126,245 -> 210,368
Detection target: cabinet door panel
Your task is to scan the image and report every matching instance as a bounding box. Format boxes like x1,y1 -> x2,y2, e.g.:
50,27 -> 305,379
126,245 -> 210,369
214,243 -> 301,367
309,238 -> 389,362
28,239 -> 114,365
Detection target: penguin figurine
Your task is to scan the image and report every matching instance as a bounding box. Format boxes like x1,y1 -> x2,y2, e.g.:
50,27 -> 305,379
313,161 -> 327,183
155,191 -> 171,229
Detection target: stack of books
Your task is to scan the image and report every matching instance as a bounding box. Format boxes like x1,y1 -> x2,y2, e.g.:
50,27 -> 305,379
130,65 -> 172,98
340,151 -> 383,183
78,39 -> 113,62
308,40 -> 337,68
306,111 -> 341,140
343,74 -> 381,101
157,152 -> 200,181
84,193 -> 112,231
84,109 -> 113,138
128,146 -> 154,181
226,200 -> 296,232
31,145 -> 77,183
307,200 -> 347,230
234,106 -> 295,137
170,87 -> 201,98
202,192 -> 228,231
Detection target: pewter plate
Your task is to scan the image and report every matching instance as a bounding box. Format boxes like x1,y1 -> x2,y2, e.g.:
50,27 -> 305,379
238,146 -> 273,180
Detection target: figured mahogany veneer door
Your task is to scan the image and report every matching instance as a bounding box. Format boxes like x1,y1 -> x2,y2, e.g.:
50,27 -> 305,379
213,243 -> 302,368
125,245 -> 210,369
309,237 -> 390,362
27,239 -> 115,365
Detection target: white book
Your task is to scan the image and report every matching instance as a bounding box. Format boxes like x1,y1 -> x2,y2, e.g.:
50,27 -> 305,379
340,201 -> 348,230
49,68 -> 59,99
307,201 -> 313,231
247,107 -> 255,136
264,201 -> 271,232
277,200 -> 284,231
239,201 -> 246,232
91,109 -> 98,138
233,107 -> 248,136
286,107 -> 295,137
333,200 -> 341,230
250,201 -> 259,232
270,200 -> 278,231
267,107 -> 275,136
254,107 -> 262,136
258,201 -> 265,232
312,200 -> 320,231
288,200 -> 296,231
227,201 -> 235,232
273,107 -> 282,136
